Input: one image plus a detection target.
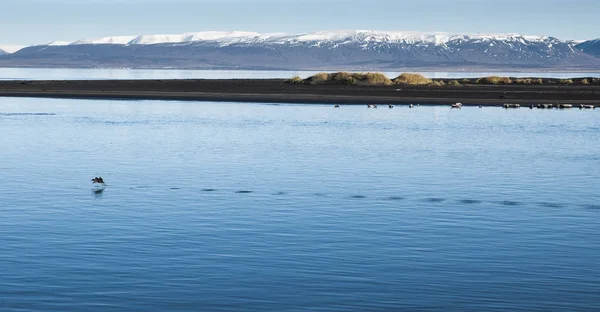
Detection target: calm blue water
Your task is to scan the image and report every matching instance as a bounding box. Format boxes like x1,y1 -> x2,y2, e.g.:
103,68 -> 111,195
1,98 -> 600,311
1,67 -> 600,80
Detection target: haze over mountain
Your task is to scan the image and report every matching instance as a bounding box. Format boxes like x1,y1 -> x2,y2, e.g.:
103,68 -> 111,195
1,30 -> 599,70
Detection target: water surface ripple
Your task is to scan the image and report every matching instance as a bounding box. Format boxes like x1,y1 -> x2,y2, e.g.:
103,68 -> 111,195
1,98 -> 599,311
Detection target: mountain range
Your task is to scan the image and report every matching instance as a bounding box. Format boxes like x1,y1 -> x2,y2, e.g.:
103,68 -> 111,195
1,30 -> 599,70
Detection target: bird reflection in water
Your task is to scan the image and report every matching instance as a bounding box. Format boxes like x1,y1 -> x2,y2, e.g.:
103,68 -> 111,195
92,187 -> 104,198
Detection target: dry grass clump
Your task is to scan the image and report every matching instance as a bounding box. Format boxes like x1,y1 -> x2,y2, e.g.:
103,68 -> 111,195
306,72 -> 331,85
393,73 -> 432,85
332,72 -> 357,85
362,72 -> 392,85
286,75 -> 303,84
291,72 -> 588,87
513,78 -> 542,84
341,72 -> 392,85
476,76 -> 512,84
559,79 -> 574,85
514,78 -> 533,84
298,72 -> 392,85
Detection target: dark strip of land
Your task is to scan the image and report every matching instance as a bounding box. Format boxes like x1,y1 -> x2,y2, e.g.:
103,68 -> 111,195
0,79 -> 599,105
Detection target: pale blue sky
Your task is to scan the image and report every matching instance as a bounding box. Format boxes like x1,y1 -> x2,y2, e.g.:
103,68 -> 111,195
1,0 -> 598,45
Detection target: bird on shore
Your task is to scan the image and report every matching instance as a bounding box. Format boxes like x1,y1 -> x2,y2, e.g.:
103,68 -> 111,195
334,104 -> 340,108
388,104 -> 394,108
91,177 -> 106,186
409,104 -> 414,108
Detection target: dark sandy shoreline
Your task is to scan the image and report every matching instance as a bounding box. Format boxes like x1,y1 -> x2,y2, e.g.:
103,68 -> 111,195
1,79 -> 599,106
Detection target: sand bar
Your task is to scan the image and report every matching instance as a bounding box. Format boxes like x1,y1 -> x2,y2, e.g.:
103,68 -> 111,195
0,79 -> 599,105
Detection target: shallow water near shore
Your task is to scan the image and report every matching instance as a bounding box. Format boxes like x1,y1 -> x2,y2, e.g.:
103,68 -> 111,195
1,98 -> 600,311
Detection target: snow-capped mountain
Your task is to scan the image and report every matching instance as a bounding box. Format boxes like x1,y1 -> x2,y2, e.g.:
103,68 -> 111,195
576,39 -> 600,57
1,30 -> 599,70
37,30 -> 558,47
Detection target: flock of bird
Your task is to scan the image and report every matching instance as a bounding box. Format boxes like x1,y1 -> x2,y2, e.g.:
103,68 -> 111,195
331,103 -> 596,109
333,103 -> 453,109
503,103 -> 596,109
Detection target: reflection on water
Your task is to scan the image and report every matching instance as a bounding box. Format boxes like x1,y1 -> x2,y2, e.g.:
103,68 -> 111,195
498,200 -> 522,206
92,188 -> 104,198
0,112 -> 58,116
385,196 -> 405,201
1,98 -> 599,311
424,197 -> 446,202
458,199 -> 483,204
539,202 -> 565,208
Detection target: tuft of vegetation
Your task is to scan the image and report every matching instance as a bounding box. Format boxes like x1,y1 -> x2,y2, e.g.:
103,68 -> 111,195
306,72 -> 331,85
297,72 -> 392,85
476,76 -> 512,84
363,72 -> 392,85
514,78 -> 533,84
512,78 -> 542,85
332,72 -> 357,85
287,72 -> 594,87
559,79 -> 574,85
286,75 -> 303,84
393,73 -> 432,85
532,78 -> 544,84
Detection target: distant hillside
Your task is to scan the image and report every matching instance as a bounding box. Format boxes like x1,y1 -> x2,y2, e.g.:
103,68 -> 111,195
1,30 -> 600,70
577,39 -> 600,58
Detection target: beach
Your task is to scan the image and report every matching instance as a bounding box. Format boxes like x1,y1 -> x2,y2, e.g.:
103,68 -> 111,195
1,78 -> 599,105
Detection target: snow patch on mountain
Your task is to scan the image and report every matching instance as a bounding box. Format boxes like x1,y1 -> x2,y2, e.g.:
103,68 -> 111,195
129,34 -> 191,45
35,30 -> 555,48
278,30 -> 549,46
0,45 -> 26,53
186,31 -> 263,41
47,41 -> 73,46
73,36 -> 138,45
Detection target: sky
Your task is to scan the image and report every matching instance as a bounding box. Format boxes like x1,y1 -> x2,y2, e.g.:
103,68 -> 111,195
1,0 -> 598,46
